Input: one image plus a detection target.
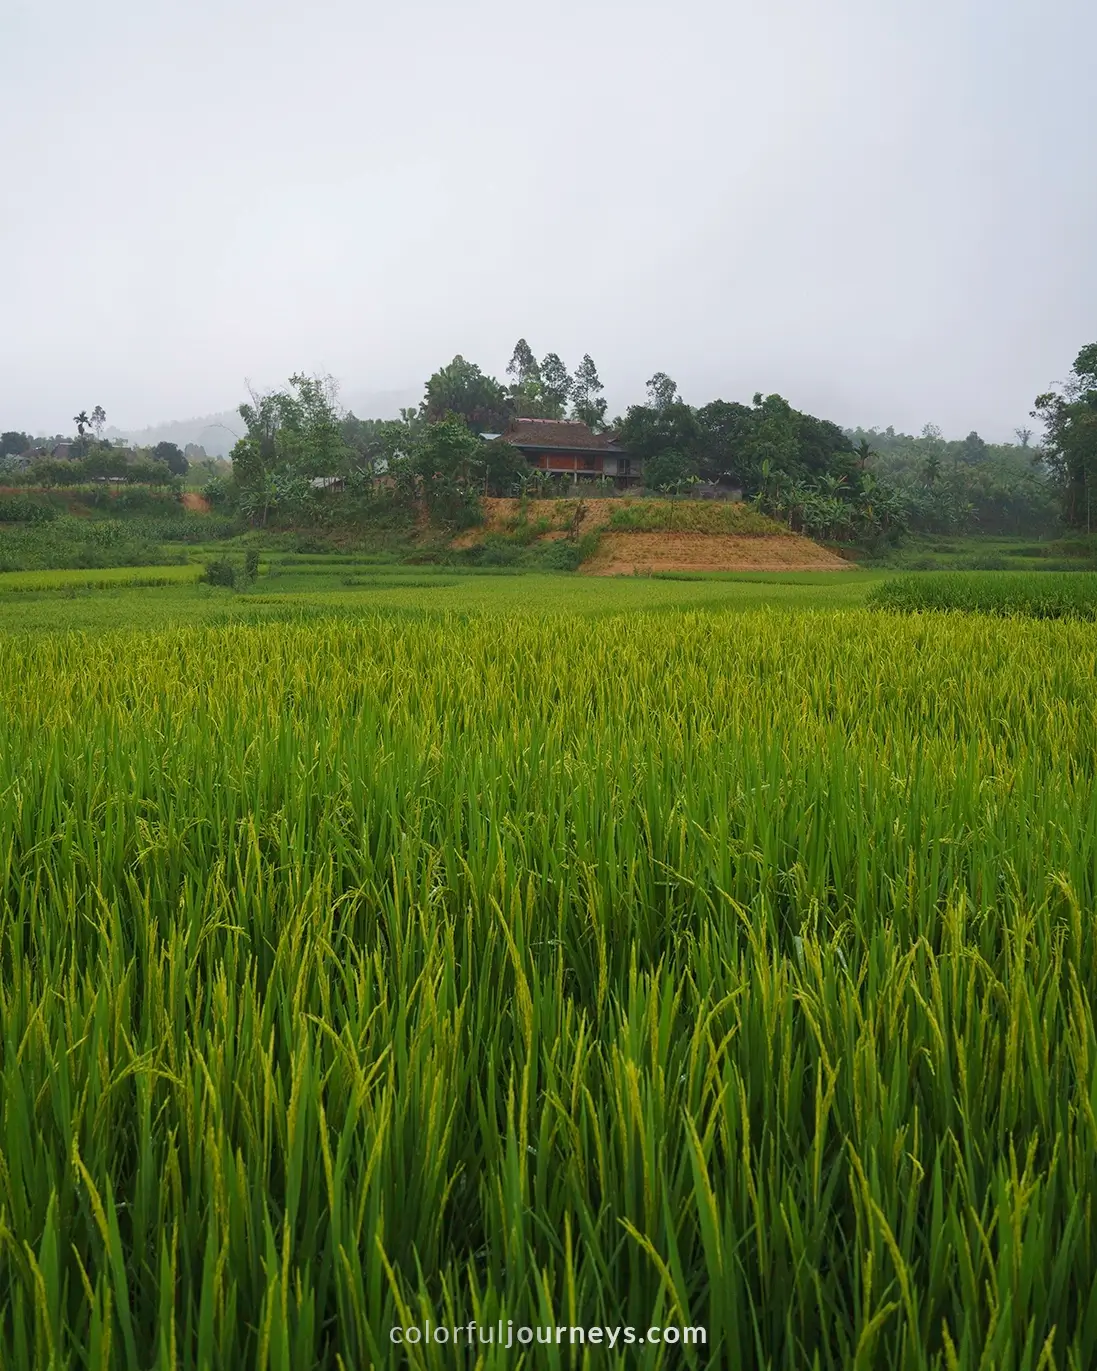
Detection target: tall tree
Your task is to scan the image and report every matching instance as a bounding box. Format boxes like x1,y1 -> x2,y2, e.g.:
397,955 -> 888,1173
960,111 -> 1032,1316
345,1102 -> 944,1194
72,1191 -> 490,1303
506,339 -> 540,388
71,410 -> 92,458
959,430 -> 989,464
0,432 -> 29,457
739,395 -> 801,492
91,405 -> 106,440
422,356 -> 511,433
646,372 -> 679,411
1034,343 -> 1097,531
153,441 -> 188,475
854,437 -> 876,471
231,374 -> 347,523
232,386 -> 283,525
571,355 -> 607,431
277,373 -> 347,477
413,416 -> 486,525
618,400 -> 700,467
539,352 -> 572,418
693,400 -> 754,484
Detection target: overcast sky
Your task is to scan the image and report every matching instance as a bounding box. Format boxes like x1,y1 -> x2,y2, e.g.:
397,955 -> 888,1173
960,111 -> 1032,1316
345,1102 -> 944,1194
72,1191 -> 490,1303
2,0 -> 1094,440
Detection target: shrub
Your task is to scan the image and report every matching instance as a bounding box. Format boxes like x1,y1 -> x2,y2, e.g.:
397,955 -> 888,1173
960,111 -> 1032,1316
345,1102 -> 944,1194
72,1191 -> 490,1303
469,536 -> 524,567
0,518 -> 180,572
538,538 -> 584,571
202,475 -> 234,507
202,558 -> 238,588
0,495 -> 57,524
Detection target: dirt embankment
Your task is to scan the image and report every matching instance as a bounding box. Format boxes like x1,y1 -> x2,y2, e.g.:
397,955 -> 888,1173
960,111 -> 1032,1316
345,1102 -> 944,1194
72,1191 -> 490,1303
584,531 -> 853,575
456,498 -> 853,573
451,497 -> 616,549
181,492 -> 211,512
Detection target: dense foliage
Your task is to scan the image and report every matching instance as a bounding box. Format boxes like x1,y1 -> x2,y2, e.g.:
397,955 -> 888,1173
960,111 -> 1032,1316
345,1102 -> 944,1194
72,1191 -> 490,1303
0,517 -> 185,571
1,607 -> 1096,1367
7,338 -> 1093,546
1033,343 -> 1097,531
848,425 -> 1058,536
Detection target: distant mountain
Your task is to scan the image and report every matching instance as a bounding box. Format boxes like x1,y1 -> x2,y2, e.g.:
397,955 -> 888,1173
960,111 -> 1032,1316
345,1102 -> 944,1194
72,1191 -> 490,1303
104,411 -> 245,458
106,388 -> 422,458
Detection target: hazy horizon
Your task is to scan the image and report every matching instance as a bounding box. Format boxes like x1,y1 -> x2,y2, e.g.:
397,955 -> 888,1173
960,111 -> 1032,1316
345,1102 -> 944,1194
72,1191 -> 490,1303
3,0 -> 1094,444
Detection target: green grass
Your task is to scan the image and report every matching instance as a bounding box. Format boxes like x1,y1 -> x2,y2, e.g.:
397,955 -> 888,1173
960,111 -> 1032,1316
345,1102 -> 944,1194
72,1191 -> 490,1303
604,499 -> 783,534
869,570 -> 1097,619
867,533 -> 1097,572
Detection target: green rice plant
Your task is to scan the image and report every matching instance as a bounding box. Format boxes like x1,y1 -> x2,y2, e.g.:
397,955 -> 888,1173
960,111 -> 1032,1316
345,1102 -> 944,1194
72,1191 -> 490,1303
0,607 -> 1096,1367
0,565 -> 200,594
869,570 -> 1097,618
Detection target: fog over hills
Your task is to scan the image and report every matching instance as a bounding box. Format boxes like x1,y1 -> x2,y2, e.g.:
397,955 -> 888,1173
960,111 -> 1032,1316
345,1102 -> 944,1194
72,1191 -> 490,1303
104,387 -> 421,456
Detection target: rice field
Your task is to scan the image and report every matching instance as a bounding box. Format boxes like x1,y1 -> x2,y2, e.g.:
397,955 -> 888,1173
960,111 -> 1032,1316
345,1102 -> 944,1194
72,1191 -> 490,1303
869,571 -> 1097,619
2,597 -> 1097,1368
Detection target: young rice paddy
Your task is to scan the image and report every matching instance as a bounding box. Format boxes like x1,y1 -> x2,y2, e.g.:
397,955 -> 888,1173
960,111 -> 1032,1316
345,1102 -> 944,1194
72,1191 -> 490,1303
1,565 -> 1096,1368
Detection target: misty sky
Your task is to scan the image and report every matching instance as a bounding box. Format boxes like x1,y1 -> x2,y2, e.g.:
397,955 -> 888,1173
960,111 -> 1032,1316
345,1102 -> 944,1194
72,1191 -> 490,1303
2,0 -> 1094,441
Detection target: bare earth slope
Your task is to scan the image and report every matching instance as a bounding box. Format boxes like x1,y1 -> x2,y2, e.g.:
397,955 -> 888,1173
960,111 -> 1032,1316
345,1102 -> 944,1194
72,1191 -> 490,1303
584,531 -> 852,574
454,498 -> 853,572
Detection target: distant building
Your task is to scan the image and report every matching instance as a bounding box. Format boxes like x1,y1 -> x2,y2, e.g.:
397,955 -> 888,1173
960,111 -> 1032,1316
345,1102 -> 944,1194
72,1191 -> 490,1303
485,419 -> 640,489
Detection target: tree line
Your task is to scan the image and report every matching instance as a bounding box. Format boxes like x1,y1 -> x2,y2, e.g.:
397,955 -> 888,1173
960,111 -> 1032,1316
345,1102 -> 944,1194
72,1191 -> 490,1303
1,404 -> 225,488
4,338 -> 1094,539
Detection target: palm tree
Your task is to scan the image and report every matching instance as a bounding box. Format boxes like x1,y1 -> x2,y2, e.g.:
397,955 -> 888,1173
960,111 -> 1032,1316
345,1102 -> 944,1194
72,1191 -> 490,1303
855,438 -> 876,471
73,410 -> 90,436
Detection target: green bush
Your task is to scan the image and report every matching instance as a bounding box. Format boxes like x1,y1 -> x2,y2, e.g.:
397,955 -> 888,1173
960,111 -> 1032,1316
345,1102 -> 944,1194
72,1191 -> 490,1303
202,476 -> 233,507
0,518 -> 181,572
86,487 -> 180,515
202,559 -> 238,588
0,495 -> 57,524
538,538 -> 583,571
468,536 -> 524,568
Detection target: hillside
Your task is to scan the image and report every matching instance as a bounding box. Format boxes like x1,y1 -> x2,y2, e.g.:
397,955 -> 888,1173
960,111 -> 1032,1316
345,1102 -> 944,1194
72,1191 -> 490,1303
460,498 -> 852,573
